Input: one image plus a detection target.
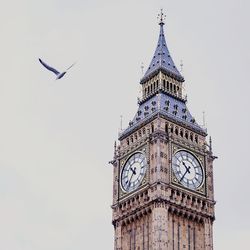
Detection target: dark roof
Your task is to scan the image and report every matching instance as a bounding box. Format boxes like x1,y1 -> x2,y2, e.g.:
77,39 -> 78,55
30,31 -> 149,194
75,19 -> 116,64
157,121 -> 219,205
140,22 -> 184,83
119,93 -> 206,139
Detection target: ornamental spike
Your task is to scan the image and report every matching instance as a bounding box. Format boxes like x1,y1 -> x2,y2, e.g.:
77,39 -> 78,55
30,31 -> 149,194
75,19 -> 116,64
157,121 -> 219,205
157,9 -> 166,25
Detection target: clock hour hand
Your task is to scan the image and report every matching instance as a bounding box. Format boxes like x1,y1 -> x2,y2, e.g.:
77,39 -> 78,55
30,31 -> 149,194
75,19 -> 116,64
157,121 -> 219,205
130,167 -> 137,175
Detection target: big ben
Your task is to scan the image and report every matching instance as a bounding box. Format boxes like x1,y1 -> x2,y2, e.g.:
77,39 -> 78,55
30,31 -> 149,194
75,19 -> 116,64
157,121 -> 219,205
111,11 -> 216,250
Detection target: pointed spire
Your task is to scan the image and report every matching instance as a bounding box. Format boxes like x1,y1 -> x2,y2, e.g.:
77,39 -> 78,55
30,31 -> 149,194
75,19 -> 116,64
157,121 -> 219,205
209,136 -> 213,152
140,10 -> 184,83
113,140 -> 117,158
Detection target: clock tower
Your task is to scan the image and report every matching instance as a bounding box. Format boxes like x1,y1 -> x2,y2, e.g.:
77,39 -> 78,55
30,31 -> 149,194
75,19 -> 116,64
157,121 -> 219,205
111,12 -> 216,250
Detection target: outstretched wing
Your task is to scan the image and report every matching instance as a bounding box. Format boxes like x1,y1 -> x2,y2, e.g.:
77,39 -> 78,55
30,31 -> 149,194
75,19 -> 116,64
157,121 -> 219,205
39,58 -> 60,75
66,62 -> 76,71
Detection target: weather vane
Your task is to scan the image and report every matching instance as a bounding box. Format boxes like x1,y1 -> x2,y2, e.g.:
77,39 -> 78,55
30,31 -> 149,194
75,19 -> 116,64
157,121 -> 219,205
157,9 -> 166,25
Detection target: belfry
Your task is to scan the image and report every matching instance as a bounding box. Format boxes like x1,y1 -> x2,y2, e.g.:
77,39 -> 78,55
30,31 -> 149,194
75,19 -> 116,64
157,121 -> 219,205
111,11 -> 216,250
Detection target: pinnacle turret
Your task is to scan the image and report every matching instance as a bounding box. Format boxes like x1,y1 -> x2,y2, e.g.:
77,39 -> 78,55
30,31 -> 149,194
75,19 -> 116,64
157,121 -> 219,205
140,11 -> 184,83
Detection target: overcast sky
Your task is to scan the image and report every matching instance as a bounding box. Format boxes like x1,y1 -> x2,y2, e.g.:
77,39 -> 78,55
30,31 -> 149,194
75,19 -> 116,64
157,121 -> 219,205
0,0 -> 249,249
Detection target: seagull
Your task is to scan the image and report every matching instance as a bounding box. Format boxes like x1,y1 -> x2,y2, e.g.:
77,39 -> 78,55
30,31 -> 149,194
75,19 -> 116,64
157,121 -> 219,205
39,58 -> 75,80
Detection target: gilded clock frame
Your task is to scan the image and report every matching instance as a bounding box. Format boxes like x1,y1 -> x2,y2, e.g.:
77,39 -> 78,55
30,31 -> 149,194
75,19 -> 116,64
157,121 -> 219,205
118,144 -> 149,199
171,144 -> 206,196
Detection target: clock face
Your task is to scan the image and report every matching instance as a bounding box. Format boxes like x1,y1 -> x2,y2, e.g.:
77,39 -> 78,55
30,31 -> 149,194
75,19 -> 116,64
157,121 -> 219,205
121,152 -> 147,193
172,150 -> 204,190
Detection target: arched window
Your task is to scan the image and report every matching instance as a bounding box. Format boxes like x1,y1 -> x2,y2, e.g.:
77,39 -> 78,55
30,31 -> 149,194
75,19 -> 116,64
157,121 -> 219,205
167,81 -> 169,90
163,80 -> 166,89
180,130 -> 183,137
135,133 -> 137,140
190,133 -> 193,141
170,83 -> 173,92
170,125 -> 174,133
195,135 -> 198,143
175,127 -> 178,135
131,136 -> 133,143
127,139 -> 129,145
165,123 -> 168,133
151,123 -> 154,133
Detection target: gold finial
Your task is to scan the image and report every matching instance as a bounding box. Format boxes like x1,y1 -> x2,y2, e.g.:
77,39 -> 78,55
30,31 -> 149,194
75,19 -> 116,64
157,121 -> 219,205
157,9 -> 166,25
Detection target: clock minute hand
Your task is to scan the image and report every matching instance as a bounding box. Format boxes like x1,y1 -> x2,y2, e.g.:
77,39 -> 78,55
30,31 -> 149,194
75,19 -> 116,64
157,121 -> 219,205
127,173 -> 134,189
128,167 -> 136,188
180,168 -> 190,182
182,161 -> 191,174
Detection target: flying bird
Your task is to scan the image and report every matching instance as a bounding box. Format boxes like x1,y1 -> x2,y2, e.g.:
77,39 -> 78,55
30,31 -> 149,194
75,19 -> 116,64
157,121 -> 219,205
39,58 -> 75,80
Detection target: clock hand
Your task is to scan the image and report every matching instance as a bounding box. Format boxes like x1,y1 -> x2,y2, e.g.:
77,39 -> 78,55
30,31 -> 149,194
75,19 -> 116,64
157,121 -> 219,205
128,171 -> 135,188
182,162 -> 191,174
133,167 -> 137,175
128,167 -> 137,188
180,166 -> 191,182
130,167 -> 136,175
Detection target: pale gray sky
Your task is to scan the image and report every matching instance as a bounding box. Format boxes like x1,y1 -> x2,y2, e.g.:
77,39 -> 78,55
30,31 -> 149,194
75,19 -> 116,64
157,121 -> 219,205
0,0 -> 249,249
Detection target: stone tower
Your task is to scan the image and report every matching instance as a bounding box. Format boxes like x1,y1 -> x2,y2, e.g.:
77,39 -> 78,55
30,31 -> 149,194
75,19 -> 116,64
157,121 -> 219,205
111,12 -> 216,250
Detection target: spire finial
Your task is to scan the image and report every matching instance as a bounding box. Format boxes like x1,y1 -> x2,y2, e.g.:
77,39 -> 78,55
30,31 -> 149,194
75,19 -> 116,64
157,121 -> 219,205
158,9 -> 166,25
141,62 -> 144,76
209,136 -> 213,152
180,60 -> 184,73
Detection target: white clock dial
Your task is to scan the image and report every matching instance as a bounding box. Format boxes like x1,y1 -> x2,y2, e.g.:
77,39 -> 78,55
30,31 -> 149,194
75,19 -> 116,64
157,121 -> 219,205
121,152 -> 147,193
172,150 -> 204,190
